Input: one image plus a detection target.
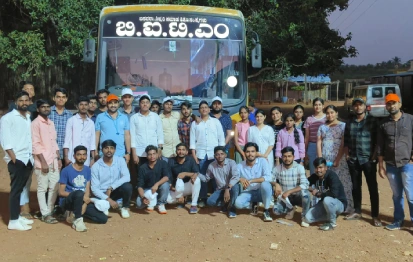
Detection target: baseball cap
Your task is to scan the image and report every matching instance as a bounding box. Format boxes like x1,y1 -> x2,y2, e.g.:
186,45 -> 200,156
139,94 -> 151,102
385,93 -> 400,104
162,96 -> 174,104
106,94 -> 119,102
121,88 -> 133,97
211,96 -> 223,104
352,98 -> 365,105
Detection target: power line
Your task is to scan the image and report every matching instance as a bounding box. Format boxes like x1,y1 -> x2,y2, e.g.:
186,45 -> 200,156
330,0 -> 355,25
335,0 -> 366,28
341,0 -> 380,32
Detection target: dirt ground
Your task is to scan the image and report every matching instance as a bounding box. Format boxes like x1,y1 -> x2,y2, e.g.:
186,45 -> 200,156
0,102 -> 412,262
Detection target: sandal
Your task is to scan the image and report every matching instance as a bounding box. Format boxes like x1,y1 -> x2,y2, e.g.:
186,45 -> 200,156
41,215 -> 58,224
344,213 -> 362,220
20,212 -> 34,220
372,217 -> 382,227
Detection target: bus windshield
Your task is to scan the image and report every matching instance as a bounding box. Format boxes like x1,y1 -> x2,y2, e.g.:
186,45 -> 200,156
98,13 -> 245,108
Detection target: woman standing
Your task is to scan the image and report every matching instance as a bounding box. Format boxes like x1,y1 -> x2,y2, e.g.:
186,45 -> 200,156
317,105 -> 354,213
269,107 -> 285,165
234,106 -> 254,163
304,98 -> 326,174
275,114 -> 305,166
293,104 -> 306,135
247,109 -> 275,169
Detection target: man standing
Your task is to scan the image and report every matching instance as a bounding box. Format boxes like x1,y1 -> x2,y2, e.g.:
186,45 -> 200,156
344,98 -> 381,226
177,101 -> 193,150
87,94 -> 98,122
136,145 -> 170,214
166,143 -> 201,214
31,99 -> 61,224
234,142 -> 273,222
95,94 -> 131,163
190,100 -> 225,207
210,96 -> 233,151
95,89 -> 110,115
199,146 -> 240,218
303,157 -> 347,231
64,96 -> 96,167
0,91 -> 35,230
377,93 -> 413,231
91,140 -> 133,219
59,145 -> 108,232
50,87 -> 72,162
119,88 -> 137,119
272,147 -> 310,225
130,94 -> 164,168
160,96 -> 181,158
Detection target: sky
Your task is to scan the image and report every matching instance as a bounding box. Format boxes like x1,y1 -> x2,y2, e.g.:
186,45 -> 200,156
328,0 -> 413,65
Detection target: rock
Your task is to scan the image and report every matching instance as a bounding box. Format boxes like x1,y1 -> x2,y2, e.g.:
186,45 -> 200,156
47,247 -> 53,252
403,251 -> 411,256
270,243 -> 278,250
81,245 -> 89,248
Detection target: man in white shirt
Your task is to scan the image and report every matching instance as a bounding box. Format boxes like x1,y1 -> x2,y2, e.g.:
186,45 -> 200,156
160,96 -> 181,158
0,91 -> 35,230
130,94 -> 164,168
63,96 -> 96,167
190,100 -> 225,206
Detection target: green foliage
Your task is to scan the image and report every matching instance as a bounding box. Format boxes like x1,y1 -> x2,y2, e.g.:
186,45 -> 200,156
0,0 -> 113,76
291,85 -> 305,91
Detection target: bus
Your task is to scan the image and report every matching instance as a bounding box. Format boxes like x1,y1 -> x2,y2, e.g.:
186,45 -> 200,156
84,4 -> 261,120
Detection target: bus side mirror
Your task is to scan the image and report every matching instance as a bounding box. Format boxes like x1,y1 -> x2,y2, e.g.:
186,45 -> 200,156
251,43 -> 262,68
83,39 -> 96,63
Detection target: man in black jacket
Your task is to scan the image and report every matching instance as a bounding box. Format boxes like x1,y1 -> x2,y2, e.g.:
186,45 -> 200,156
302,157 -> 347,231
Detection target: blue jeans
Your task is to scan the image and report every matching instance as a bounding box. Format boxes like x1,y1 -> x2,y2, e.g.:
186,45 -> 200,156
273,190 -> 310,218
307,142 -> 317,175
136,182 -> 170,208
199,155 -> 214,200
305,196 -> 344,225
234,181 -> 272,209
386,163 -> 413,223
207,184 -> 240,210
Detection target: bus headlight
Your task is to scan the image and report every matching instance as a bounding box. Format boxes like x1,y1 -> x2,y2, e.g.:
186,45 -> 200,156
227,76 -> 238,87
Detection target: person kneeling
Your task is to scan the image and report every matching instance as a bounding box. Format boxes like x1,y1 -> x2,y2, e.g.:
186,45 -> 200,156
59,146 -> 108,232
166,143 -> 201,214
272,146 -> 310,226
198,146 -> 240,218
302,157 -> 347,231
136,145 -> 170,214
234,142 -> 273,222
91,140 -> 133,219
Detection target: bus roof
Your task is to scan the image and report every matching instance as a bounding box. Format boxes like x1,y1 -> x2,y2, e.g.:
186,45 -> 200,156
101,5 -> 243,19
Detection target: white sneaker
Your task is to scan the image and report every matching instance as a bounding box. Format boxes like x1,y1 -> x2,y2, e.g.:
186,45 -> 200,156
120,207 -> 130,219
72,217 -> 87,232
8,220 -> 32,231
157,205 -> 167,214
103,210 -> 109,216
19,216 -> 34,225
301,218 -> 310,228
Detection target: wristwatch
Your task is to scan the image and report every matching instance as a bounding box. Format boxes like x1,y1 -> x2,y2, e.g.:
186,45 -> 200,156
226,185 -> 231,189
125,152 -> 130,155
159,146 -> 164,150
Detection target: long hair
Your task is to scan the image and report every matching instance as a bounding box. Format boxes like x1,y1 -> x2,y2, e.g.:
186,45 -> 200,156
284,113 -> 300,144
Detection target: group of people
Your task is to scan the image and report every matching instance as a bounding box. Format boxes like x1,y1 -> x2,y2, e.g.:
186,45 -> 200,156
0,81 -> 412,233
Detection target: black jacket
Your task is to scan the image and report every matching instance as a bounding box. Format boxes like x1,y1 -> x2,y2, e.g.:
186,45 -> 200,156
308,170 -> 347,210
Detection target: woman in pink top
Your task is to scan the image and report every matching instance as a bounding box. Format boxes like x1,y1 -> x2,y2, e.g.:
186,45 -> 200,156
303,98 -> 326,175
234,106 -> 254,163
275,114 -> 305,166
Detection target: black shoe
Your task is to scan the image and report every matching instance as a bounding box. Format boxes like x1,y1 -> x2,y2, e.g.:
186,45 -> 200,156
263,210 -> 273,222
250,202 -> 258,216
